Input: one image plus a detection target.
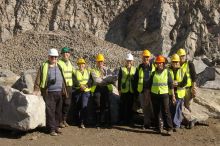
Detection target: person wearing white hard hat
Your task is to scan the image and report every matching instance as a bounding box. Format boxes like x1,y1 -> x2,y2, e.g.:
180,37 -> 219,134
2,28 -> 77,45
118,53 -> 136,125
33,48 -> 68,136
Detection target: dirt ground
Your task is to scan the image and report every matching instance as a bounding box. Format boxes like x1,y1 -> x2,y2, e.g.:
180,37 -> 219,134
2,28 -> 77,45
0,118 -> 219,146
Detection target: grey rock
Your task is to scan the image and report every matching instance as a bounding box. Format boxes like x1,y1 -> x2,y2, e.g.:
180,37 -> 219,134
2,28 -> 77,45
192,88 -> 220,119
0,86 -> 46,131
12,70 -> 37,93
0,69 -> 19,87
193,57 -> 208,74
196,67 -> 215,87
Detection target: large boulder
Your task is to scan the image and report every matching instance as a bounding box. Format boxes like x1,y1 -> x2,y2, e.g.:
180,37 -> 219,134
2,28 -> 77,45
0,69 -> 19,87
191,88 -> 220,121
196,67 -> 215,87
193,57 -> 208,74
200,67 -> 220,89
0,86 -> 45,131
12,69 -> 37,94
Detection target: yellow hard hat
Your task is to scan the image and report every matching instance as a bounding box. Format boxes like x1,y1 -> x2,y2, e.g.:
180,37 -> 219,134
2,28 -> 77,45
96,53 -> 104,62
171,54 -> 180,62
142,49 -> 151,57
177,48 -> 186,56
77,58 -> 86,64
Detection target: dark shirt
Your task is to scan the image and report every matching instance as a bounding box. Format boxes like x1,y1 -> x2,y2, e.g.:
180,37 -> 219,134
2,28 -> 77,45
134,63 -> 153,93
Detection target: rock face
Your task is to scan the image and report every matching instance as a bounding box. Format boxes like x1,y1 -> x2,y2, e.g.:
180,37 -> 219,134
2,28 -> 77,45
0,0 -> 219,61
0,86 -> 45,131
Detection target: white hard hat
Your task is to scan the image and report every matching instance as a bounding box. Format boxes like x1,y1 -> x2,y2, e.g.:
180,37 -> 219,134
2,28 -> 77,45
126,53 -> 134,61
48,48 -> 59,56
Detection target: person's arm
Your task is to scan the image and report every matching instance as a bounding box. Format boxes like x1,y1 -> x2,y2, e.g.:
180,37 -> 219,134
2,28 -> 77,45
117,67 -> 122,92
168,71 -> 174,89
168,71 -> 176,104
133,65 -> 140,95
33,66 -> 42,96
188,61 -> 197,97
145,71 -> 154,90
188,61 -> 196,85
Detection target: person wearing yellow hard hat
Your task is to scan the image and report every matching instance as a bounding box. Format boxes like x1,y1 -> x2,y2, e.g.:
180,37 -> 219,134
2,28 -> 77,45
169,54 -> 187,132
73,58 -> 91,128
118,53 -> 136,125
177,48 -> 197,129
134,49 -> 155,129
145,55 -> 174,136
57,47 -> 75,128
90,53 -> 117,128
33,48 -> 68,136
177,48 -> 197,111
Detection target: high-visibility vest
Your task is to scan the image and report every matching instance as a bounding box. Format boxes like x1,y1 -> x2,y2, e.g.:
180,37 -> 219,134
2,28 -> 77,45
137,63 -> 155,93
75,69 -> 90,92
169,69 -> 186,98
121,66 -> 136,93
181,61 -> 192,87
40,61 -> 49,88
58,59 -> 75,86
90,68 -> 113,93
151,69 -> 169,94
40,61 -> 63,88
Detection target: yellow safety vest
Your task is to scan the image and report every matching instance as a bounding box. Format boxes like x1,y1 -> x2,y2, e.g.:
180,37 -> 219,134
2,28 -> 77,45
121,66 -> 136,93
90,68 -> 113,93
40,61 -> 49,88
58,59 -> 75,86
75,69 -> 90,92
181,61 -> 192,87
137,63 -> 155,93
151,69 -> 169,94
169,69 -> 186,98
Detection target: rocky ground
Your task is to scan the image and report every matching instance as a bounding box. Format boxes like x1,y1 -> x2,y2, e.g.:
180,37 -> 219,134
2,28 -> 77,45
0,118 -> 219,146
0,30 -> 140,74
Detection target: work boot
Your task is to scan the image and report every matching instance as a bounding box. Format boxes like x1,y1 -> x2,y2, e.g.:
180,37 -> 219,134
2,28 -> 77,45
63,117 -> 69,127
166,129 -> 173,136
80,122 -> 85,129
59,122 -> 66,128
63,120 -> 69,127
50,131 -> 58,136
55,128 -> 62,134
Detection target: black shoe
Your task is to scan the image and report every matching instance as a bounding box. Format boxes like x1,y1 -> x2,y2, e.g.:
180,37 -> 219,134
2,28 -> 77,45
142,124 -> 150,130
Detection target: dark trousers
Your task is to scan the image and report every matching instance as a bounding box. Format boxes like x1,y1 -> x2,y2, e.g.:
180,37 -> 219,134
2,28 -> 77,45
62,86 -> 72,118
151,93 -> 173,130
44,91 -> 62,132
119,92 -> 134,124
75,90 -> 90,124
93,86 -> 111,125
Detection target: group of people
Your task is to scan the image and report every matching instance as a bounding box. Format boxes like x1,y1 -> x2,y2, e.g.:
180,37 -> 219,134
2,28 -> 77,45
33,47 -> 197,136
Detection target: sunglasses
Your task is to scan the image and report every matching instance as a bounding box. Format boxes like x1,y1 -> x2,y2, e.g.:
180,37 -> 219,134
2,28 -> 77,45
50,56 -> 58,58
